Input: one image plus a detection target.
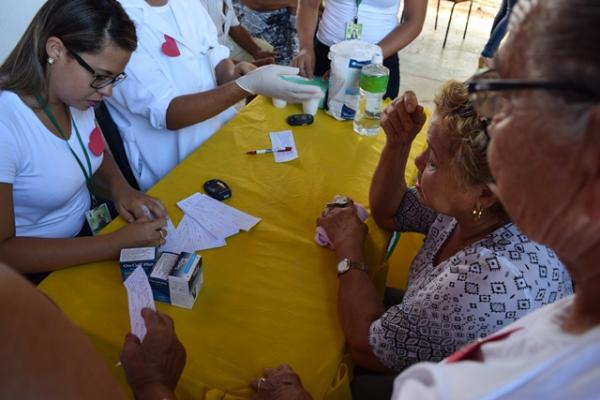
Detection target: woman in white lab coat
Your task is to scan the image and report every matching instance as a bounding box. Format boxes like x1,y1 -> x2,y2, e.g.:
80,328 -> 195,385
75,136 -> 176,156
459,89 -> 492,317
107,0 -> 322,191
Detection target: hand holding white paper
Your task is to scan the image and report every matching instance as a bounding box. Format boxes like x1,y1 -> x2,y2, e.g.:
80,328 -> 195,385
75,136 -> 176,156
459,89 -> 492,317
236,65 -> 324,104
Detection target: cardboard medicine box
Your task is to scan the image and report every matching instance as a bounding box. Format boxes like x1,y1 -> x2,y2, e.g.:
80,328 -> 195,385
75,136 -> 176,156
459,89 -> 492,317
149,252 -> 203,309
119,247 -> 157,281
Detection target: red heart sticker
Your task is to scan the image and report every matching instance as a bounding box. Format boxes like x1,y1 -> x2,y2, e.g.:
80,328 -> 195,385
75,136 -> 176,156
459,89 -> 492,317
88,127 -> 105,156
161,34 -> 180,57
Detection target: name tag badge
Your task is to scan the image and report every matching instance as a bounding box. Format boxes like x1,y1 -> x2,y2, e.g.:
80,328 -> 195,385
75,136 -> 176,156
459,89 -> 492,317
85,202 -> 113,236
345,22 -> 363,40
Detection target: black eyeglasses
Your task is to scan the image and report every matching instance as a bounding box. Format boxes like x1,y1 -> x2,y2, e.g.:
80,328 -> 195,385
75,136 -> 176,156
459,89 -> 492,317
67,48 -> 127,90
467,68 -> 598,119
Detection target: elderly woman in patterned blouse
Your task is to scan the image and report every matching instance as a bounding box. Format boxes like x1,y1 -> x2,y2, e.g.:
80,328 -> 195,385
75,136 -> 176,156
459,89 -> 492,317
316,81 -> 573,373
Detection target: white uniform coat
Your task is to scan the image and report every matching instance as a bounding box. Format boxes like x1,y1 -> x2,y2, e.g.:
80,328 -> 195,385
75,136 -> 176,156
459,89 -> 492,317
108,0 -> 236,191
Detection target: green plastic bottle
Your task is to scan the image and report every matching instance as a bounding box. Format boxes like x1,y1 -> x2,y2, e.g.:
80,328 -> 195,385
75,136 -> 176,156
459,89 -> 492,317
353,52 -> 390,136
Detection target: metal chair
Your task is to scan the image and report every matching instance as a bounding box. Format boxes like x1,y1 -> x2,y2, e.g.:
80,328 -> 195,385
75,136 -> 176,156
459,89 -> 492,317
435,0 -> 474,49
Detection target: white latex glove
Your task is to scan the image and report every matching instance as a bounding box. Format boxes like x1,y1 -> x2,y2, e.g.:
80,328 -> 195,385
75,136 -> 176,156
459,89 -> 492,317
235,65 -> 323,104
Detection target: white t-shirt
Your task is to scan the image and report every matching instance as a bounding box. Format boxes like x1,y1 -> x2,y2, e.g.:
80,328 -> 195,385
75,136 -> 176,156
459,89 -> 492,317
317,0 -> 401,47
200,0 -> 240,45
392,295 -> 600,400
109,0 -> 235,191
0,91 -> 103,238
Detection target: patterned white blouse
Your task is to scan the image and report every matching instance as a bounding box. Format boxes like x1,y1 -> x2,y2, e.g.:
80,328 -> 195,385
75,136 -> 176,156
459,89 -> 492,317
368,189 -> 573,371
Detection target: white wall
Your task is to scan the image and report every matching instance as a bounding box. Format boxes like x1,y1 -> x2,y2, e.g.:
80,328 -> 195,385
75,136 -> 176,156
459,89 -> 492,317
0,0 -> 45,63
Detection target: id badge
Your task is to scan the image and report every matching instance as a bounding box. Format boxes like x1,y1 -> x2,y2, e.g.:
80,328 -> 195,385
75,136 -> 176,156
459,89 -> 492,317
345,22 -> 363,40
85,202 -> 112,236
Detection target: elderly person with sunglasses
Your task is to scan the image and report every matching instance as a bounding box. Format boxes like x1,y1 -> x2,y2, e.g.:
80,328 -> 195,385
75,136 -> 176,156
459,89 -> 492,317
316,78 -> 573,384
0,0 -> 168,282
390,0 -> 600,398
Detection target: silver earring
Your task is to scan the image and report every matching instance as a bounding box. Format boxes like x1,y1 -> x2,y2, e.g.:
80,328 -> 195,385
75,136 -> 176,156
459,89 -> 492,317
47,57 -> 55,65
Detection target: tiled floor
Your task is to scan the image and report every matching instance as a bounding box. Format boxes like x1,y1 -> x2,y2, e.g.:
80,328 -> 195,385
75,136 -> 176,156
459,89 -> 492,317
400,0 -> 502,108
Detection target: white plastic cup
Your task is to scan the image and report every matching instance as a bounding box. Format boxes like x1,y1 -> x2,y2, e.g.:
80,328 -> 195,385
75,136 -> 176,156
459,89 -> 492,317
302,98 -> 320,116
272,98 -> 287,108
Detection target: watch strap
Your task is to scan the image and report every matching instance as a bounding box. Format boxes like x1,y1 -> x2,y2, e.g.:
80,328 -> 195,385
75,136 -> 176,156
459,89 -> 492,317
337,258 -> 368,275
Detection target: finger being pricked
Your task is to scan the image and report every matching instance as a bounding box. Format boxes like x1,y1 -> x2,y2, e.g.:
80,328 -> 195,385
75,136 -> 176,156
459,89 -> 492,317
395,96 -> 417,133
381,103 -> 404,137
402,90 -> 419,113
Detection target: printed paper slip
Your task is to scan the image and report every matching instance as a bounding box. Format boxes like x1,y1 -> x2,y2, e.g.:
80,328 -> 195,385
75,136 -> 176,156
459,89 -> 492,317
177,193 -> 261,235
270,130 -> 298,163
178,193 -> 239,239
123,266 -> 155,341
159,216 -> 226,253
191,193 -> 261,231
177,214 -> 226,251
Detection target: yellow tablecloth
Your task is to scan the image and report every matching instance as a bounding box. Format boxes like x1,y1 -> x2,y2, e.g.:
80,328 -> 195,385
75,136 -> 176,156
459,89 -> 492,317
39,97 -> 428,400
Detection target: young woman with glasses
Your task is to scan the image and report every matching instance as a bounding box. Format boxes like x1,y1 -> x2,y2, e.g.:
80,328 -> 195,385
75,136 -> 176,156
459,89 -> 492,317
0,0 -> 168,282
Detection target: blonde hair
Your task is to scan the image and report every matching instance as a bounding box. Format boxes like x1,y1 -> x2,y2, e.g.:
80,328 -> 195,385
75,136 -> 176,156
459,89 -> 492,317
434,80 -> 493,188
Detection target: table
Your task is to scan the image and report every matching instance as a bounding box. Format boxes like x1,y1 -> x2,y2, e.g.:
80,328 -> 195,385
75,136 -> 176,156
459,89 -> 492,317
40,97 -> 427,400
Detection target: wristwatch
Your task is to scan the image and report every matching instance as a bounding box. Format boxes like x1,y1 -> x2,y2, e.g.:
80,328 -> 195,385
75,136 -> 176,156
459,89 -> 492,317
337,258 -> 368,276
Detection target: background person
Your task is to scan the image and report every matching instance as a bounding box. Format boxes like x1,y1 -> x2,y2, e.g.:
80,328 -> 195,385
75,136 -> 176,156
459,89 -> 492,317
107,0 -> 322,191
199,0 -> 275,65
0,0 -> 167,281
478,0 -> 518,69
393,0 -> 600,397
293,0 -> 427,99
232,0 -> 299,66
316,85 -> 572,376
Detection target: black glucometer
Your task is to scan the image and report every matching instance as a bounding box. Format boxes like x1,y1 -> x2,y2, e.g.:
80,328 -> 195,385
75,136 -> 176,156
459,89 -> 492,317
203,179 -> 231,201
287,113 -> 314,126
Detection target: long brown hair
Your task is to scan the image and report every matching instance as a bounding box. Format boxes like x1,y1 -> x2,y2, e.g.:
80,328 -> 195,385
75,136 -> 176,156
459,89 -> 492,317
0,0 -> 137,98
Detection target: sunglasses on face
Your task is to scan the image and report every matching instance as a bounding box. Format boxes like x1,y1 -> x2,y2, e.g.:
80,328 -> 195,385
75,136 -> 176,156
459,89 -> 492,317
67,48 -> 127,90
467,68 -> 598,120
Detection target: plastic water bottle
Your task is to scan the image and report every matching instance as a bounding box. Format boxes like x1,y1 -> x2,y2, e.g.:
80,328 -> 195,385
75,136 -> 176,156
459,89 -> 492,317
353,52 -> 389,136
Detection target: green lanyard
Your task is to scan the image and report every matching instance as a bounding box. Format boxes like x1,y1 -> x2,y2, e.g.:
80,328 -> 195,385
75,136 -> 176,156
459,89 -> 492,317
35,95 -> 97,207
354,0 -> 362,24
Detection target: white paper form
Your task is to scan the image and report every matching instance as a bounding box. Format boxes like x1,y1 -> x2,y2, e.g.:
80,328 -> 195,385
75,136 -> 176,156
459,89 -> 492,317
158,216 -> 223,253
177,193 -> 240,239
270,130 -> 298,163
177,214 -> 227,251
123,266 -> 156,341
191,194 -> 261,232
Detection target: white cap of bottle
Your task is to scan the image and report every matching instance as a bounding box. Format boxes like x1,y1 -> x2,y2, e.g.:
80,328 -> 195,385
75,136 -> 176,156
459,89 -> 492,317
372,51 -> 383,65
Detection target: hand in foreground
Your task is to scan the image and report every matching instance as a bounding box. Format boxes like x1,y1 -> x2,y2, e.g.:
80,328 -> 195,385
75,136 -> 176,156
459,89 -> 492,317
115,217 -> 167,248
251,364 -> 312,400
235,65 -> 323,103
112,186 -> 167,223
253,49 -> 275,61
381,91 -> 427,147
234,61 -> 257,78
317,205 -> 368,255
292,48 -> 315,78
121,308 -> 186,400
252,56 -> 275,67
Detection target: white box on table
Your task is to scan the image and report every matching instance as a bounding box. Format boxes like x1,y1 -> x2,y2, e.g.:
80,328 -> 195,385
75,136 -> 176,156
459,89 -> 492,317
149,252 -> 203,309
